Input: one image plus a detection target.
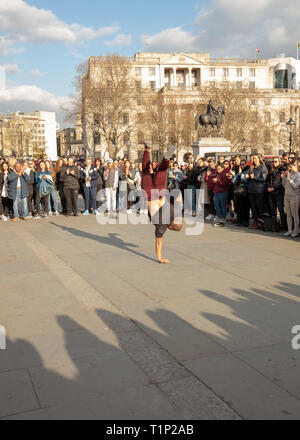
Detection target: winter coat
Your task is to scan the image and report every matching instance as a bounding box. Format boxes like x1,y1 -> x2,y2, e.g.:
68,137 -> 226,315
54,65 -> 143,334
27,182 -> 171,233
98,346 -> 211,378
60,166 -> 80,190
80,165 -> 99,189
7,170 -> 31,200
247,164 -> 267,194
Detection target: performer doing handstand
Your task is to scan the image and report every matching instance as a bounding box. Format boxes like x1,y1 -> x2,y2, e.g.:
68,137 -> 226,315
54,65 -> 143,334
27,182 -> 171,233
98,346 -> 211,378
142,142 -> 183,264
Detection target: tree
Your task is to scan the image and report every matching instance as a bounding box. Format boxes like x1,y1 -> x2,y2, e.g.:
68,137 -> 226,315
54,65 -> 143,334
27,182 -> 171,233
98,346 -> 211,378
198,82 -> 278,153
81,54 -> 142,158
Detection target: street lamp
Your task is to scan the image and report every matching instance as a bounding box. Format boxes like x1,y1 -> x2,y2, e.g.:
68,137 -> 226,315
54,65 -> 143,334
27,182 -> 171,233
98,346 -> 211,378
286,117 -> 296,154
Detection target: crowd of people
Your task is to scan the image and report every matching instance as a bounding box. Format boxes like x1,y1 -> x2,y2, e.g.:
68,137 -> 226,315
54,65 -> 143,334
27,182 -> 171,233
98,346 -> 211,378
173,151 -> 299,238
1,151 -> 300,238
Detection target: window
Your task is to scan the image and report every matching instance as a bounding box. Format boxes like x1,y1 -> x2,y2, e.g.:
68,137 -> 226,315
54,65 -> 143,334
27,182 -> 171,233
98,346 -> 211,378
149,68 -> 156,76
135,81 -> 141,91
251,99 -> 257,105
249,81 -> 256,89
265,112 -> 271,123
169,133 -> 176,144
149,81 -> 156,90
251,130 -> 258,143
264,129 -> 271,143
236,68 -> 242,77
137,131 -> 144,144
152,132 -> 158,144
223,68 -> 229,77
236,81 -> 242,90
137,99 -> 142,106
279,112 -> 286,123
135,67 -> 141,76
209,68 -> 215,77
107,80 -> 113,88
123,113 -> 129,125
249,68 -> 256,77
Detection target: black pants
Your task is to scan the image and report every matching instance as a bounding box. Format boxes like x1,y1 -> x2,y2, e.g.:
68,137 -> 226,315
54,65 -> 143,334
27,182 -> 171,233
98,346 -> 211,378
208,189 -> 216,215
64,188 -> 78,215
27,185 -> 34,215
58,184 -> 67,214
249,193 -> 265,221
35,191 -> 49,215
235,196 -> 250,224
268,193 -> 287,230
1,197 -> 12,217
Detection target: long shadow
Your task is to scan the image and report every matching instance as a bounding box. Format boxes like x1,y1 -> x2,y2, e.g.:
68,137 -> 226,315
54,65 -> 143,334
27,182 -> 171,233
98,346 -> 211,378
50,222 -> 157,263
0,315 -> 178,420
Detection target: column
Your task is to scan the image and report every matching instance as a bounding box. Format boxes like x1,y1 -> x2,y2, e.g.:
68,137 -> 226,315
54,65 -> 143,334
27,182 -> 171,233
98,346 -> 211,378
188,68 -> 192,88
173,67 -> 177,87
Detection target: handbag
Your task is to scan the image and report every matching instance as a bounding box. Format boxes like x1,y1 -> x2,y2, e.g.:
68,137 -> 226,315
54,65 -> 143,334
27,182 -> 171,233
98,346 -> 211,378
233,185 -> 247,198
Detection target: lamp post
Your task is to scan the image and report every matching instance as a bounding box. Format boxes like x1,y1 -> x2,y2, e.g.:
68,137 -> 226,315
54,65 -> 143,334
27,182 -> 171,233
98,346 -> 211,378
286,117 -> 296,154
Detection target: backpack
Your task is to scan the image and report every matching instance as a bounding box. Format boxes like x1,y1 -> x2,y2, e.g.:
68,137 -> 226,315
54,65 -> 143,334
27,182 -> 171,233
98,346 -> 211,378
257,214 -> 280,232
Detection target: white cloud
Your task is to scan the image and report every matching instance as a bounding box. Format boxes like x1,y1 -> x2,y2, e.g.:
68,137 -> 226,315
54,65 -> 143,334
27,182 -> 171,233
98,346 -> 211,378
3,64 -> 21,75
143,0 -> 300,58
30,69 -> 47,77
142,27 -> 199,53
0,84 -> 69,107
0,0 -> 120,54
0,84 -> 71,126
104,34 -> 132,47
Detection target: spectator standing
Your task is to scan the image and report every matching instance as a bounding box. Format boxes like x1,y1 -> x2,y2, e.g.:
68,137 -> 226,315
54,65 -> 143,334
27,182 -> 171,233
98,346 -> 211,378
266,157 -> 287,231
35,161 -> 52,217
55,159 -> 67,214
7,162 -> 30,221
282,160 -> 300,238
103,160 -> 119,217
80,158 -> 98,215
61,157 -> 80,217
232,160 -> 250,227
0,162 -> 11,220
212,163 -> 232,227
247,155 -> 267,229
23,161 -> 35,218
205,159 -> 217,220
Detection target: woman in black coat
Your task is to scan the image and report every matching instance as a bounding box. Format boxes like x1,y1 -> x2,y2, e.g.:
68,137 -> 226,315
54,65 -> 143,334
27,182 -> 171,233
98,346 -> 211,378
246,154 -> 267,229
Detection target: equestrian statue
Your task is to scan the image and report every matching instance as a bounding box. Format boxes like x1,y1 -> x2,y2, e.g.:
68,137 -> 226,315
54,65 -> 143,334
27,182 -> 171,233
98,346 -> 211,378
195,100 -> 225,137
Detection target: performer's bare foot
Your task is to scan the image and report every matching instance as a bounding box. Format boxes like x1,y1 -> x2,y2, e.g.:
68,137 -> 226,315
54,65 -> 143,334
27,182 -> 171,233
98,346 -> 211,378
158,259 -> 170,264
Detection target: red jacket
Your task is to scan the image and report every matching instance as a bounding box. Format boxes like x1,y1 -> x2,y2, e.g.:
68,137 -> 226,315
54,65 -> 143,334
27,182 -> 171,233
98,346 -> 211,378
213,170 -> 232,194
205,168 -> 218,191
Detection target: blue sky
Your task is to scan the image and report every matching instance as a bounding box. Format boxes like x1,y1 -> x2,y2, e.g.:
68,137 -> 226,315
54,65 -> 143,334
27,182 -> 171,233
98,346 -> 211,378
0,0 -> 298,126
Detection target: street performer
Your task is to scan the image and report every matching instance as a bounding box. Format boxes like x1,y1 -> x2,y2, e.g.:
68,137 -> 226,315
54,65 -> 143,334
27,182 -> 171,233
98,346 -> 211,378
142,142 -> 183,264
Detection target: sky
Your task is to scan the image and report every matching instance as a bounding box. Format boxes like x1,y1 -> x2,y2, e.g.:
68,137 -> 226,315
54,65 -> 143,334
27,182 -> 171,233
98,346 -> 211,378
0,0 -> 299,127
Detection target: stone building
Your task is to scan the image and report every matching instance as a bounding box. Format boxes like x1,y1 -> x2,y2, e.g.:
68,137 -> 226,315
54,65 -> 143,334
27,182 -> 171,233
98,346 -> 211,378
0,110 -> 58,159
82,52 -> 300,160
56,115 -> 83,157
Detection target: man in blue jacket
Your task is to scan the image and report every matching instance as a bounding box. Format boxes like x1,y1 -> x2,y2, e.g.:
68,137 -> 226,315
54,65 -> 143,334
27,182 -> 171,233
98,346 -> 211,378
7,162 -> 31,221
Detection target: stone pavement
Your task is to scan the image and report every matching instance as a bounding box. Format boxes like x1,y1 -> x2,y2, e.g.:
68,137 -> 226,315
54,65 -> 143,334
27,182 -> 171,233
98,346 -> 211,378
0,211 -> 300,420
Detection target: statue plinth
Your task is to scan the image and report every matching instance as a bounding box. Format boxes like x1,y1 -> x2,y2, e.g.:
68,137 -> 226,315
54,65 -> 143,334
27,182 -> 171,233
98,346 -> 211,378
192,138 -> 231,158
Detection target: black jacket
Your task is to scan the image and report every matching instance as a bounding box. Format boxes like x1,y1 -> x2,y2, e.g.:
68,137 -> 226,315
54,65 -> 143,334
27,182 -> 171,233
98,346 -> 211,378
266,168 -> 284,195
60,166 -> 80,190
80,165 -> 99,189
247,164 -> 268,194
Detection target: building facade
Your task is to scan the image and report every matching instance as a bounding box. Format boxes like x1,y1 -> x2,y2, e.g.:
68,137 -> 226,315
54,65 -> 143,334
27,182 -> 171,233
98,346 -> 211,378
56,115 -> 83,157
82,52 -> 300,160
0,110 -> 58,159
